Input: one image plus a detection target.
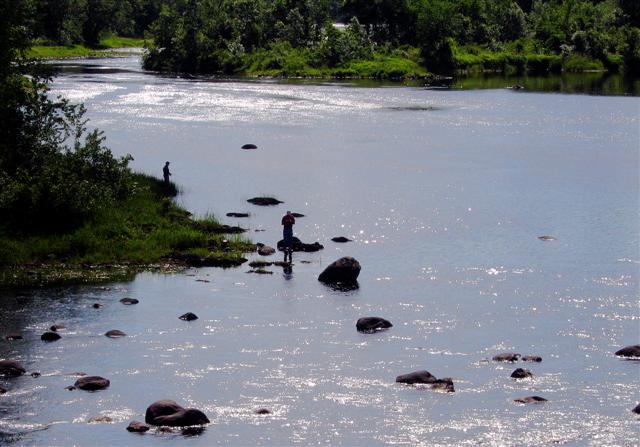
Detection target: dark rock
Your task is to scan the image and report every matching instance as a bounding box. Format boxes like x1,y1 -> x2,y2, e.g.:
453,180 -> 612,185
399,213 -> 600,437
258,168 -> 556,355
120,297 -> 139,305
182,426 -> 206,436
511,368 -> 533,379
66,371 -> 87,377
0,386 -> 6,394
105,330 -> 127,338
615,345 -> 640,358
247,268 -> 273,274
396,370 -> 437,385
226,212 -> 250,218
522,355 -> 542,363
515,396 -> 547,404
247,197 -> 283,206
89,415 -> 113,423
65,385 -> 76,391
277,237 -> 323,253
331,237 -> 352,243
50,324 -> 66,332
510,84 -> 525,90
538,235 -> 556,241
92,303 -> 103,309
255,408 -> 271,415
127,421 -> 150,433
179,313 -> 198,321
31,372 -> 41,378
41,331 -> 61,342
5,334 -> 22,341
492,353 -> 521,362
174,253 -> 248,268
356,317 -> 393,333
257,245 -> 276,256
195,223 -> 246,234
430,378 -> 455,392
318,257 -> 361,284
241,144 -> 257,150
157,427 -> 174,433
74,376 -> 110,391
632,403 -> 640,414
145,400 -> 209,426
291,213 -> 305,218
0,360 -> 27,377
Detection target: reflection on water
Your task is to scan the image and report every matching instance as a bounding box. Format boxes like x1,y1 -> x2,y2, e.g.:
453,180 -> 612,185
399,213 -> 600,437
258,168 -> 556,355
0,56 -> 638,446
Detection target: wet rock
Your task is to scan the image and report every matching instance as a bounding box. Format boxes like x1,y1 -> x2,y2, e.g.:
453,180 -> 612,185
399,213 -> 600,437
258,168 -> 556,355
331,236 -> 352,243
89,415 -> 113,423
145,400 -> 209,427
41,331 -> 61,342
615,345 -> 640,358
430,378 -> 455,392
5,334 -> 22,341
105,330 -> 127,338
538,235 -> 556,241
174,253 -> 248,268
492,353 -> 521,362
522,355 -> 542,363
65,386 -> 76,391
92,303 -> 103,309
0,386 -> 6,394
247,197 -> 283,206
510,368 -> 533,379
632,403 -> 640,414
179,312 -> 198,321
255,408 -> 271,415
257,244 -> 276,256
510,84 -> 525,90
120,297 -> 139,305
31,372 -> 41,378
157,427 -> 174,433
65,371 -> 87,376
514,396 -> 547,404
74,376 -> 110,391
241,144 -> 257,150
127,421 -> 150,433
226,212 -> 250,218
277,237 -> 324,253
247,268 -> 273,275
50,324 -> 66,332
318,257 -> 361,284
356,317 -> 393,333
396,370 -> 437,385
291,213 -> 305,218
182,426 -> 206,436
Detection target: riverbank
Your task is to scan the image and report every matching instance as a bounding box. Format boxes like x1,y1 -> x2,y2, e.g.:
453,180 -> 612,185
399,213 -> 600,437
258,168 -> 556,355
0,174 -> 253,288
27,36 -> 146,59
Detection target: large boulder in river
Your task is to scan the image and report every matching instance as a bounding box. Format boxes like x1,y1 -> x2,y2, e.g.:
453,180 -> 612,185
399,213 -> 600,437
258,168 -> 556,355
145,400 -> 209,426
41,331 -> 61,342
395,370 -> 437,385
0,360 -> 26,377
356,317 -> 393,333
277,237 -> 323,253
318,257 -> 360,284
615,345 -> 640,358
75,376 -> 110,391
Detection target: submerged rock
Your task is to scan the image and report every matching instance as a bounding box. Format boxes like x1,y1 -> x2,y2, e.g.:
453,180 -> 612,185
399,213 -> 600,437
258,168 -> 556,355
257,244 -> 276,256
396,370 -> 437,385
241,144 -> 258,150
318,257 -> 361,284
5,334 -> 22,341
615,345 -> 640,358
247,197 -> 283,206
522,355 -> 542,363
255,408 -> 272,415
291,213 -> 305,218
50,324 -> 66,332
356,317 -> 393,333
145,400 -> 209,426
41,331 -> 61,342
0,386 -> 6,394
179,312 -> 198,321
92,303 -> 104,309
31,372 -> 41,378
492,353 -> 521,362
105,330 -> 127,338
514,396 -> 547,404
277,237 -> 323,253
633,403 -> 640,414
331,236 -> 352,243
0,360 -> 25,377
127,421 -> 150,433
74,376 -> 110,391
538,235 -> 556,241
120,297 -> 139,305
511,368 -> 533,379
430,378 -> 455,392
226,212 -> 250,218
89,415 -> 114,423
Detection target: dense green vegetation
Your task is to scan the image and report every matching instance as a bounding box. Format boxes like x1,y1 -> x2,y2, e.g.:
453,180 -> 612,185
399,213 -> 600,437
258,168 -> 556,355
0,0 -> 252,286
28,36 -> 147,59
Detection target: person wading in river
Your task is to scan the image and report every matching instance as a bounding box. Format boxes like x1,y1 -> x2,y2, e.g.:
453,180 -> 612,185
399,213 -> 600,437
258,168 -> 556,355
163,161 -> 171,184
281,211 -> 295,263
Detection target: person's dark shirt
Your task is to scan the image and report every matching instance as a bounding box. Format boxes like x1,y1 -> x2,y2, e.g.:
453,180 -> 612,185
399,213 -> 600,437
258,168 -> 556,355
282,214 -> 295,229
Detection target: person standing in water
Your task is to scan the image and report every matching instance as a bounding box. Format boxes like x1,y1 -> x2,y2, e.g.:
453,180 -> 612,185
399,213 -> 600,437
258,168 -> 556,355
163,161 -> 171,184
281,211 -> 295,263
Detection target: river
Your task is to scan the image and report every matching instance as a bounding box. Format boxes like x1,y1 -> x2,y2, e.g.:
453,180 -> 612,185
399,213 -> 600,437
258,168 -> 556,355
0,55 -> 638,446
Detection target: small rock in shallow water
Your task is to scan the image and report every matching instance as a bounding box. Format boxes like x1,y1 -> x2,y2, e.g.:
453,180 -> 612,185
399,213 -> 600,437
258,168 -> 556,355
120,297 -> 139,305
145,400 -> 209,427
356,317 -> 393,333
105,330 -> 126,338
241,144 -> 257,150
492,353 -> 521,362
291,212 -> 305,218
65,386 -> 76,391
331,236 -> 352,243
31,372 -> 41,378
179,313 -> 198,321
5,334 -> 22,341
255,408 -> 272,415
396,370 -> 437,385
50,324 -> 66,332
89,415 -> 113,423
538,235 -> 556,241
511,368 -> 533,379
92,303 -> 103,309
247,197 -> 282,206
127,421 -> 150,433
615,345 -> 640,358
515,396 -> 547,404
74,376 -> 110,391
41,331 -> 61,342
632,403 -> 640,414
257,244 -> 276,256
430,378 -> 455,392
0,386 -> 6,394
226,212 -> 250,218
521,355 -> 542,362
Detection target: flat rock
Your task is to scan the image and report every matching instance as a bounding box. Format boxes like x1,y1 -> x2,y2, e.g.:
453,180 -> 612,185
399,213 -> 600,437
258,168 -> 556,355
538,235 -> 556,241
331,236 -> 352,243
120,297 -> 139,305
318,257 -> 361,284
74,376 -> 110,391
522,355 -> 542,362
127,421 -> 150,433
492,353 -> 521,362
247,197 -> 283,206
515,396 -> 547,404
0,360 -> 25,377
241,144 -> 257,150
105,330 -> 127,338
179,312 -> 198,321
511,368 -> 533,379
226,212 -> 250,218
396,370 -> 437,385
615,345 -> 640,358
41,331 -> 61,342
89,415 -> 114,423
5,334 -> 22,341
277,237 -> 323,253
356,317 -> 393,333
291,213 -> 305,218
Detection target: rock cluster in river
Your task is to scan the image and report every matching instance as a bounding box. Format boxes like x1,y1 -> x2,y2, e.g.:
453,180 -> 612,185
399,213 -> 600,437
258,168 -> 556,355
145,400 -> 209,426
277,237 -> 323,252
396,370 -> 455,392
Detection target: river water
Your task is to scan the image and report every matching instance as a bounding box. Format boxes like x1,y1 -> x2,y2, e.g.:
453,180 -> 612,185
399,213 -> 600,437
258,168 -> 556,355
0,55 -> 638,446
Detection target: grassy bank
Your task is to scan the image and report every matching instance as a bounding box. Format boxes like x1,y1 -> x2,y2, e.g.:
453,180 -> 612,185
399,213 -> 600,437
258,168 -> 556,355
27,36 -> 146,59
0,174 -> 253,287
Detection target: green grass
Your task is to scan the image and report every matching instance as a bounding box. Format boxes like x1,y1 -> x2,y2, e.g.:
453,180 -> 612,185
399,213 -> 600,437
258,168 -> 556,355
0,173 -> 253,286
27,36 -> 146,60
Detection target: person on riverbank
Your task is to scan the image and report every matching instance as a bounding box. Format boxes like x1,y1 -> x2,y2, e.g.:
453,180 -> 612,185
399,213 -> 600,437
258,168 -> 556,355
163,161 -> 171,184
281,211 -> 295,263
